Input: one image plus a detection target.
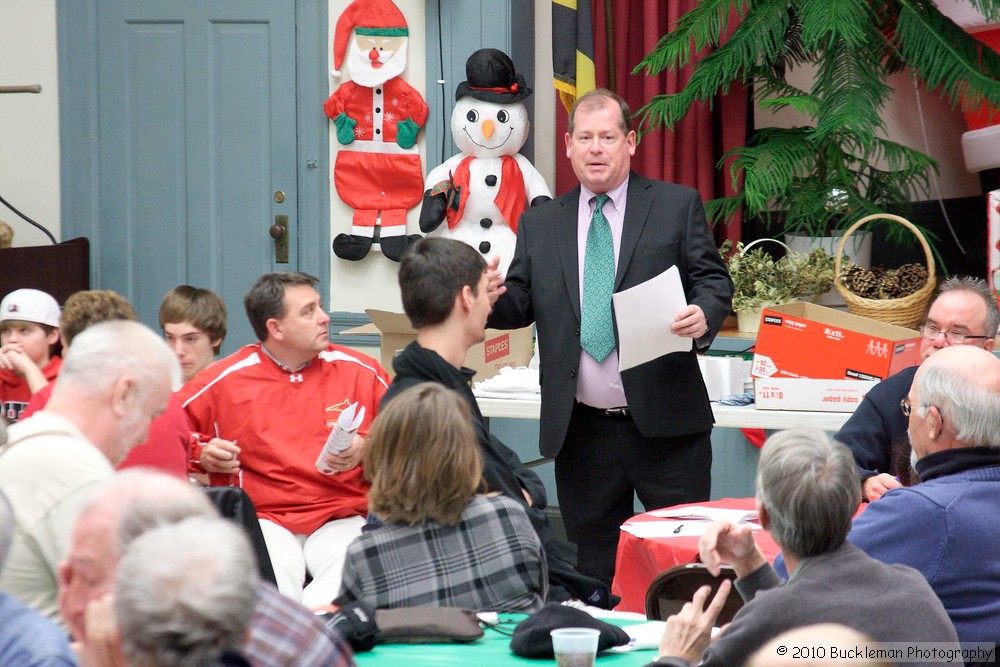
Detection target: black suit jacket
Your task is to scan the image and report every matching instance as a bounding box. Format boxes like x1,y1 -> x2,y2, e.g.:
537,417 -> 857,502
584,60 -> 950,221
488,174 -> 733,457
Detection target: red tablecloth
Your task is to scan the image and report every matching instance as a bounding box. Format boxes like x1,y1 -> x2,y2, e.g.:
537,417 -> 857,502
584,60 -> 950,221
611,498 -> 781,614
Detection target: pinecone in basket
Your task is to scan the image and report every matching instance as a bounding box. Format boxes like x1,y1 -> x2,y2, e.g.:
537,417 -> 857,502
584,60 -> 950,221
841,261 -> 928,299
840,262 -> 879,298
896,263 -> 928,294
877,271 -> 903,299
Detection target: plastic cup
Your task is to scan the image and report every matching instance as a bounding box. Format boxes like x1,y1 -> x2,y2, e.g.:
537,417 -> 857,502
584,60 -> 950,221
550,627 -> 601,667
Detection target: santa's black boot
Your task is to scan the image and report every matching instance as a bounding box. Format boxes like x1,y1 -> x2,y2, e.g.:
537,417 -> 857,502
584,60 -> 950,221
380,234 -> 422,262
333,233 -> 373,261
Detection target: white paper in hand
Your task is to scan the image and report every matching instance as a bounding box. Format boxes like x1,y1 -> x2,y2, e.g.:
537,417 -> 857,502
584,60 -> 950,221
611,265 -> 689,372
316,402 -> 365,475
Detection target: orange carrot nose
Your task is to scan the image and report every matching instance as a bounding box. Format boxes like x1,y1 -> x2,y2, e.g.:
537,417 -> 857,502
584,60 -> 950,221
483,119 -> 495,140
368,48 -> 379,62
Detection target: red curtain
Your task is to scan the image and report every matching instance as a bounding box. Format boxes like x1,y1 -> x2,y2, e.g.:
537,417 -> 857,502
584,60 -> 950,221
554,0 -> 747,245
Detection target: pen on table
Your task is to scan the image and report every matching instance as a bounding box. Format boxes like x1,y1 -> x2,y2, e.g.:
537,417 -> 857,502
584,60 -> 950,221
673,524 -> 684,534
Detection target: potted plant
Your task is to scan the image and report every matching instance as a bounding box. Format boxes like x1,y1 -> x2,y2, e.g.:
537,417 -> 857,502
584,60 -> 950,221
632,0 -> 1000,255
721,239 -> 835,332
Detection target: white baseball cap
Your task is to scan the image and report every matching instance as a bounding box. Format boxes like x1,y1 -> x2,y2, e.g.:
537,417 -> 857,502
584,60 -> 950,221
0,289 -> 61,328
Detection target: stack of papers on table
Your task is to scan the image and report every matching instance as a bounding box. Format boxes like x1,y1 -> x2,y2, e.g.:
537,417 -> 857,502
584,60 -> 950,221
473,366 -> 540,400
622,506 -> 761,538
649,505 -> 759,524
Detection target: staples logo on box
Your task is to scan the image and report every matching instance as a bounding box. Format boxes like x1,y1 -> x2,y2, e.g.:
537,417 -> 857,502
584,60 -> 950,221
484,333 -> 510,362
763,315 -> 783,326
846,368 -> 881,382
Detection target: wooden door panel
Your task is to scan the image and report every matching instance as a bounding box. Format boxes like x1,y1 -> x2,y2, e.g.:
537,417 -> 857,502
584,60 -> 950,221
95,0 -> 297,351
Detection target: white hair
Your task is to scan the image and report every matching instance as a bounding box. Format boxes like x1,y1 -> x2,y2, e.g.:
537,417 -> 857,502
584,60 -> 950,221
115,517 -> 258,667
52,320 -> 181,400
756,429 -> 861,558
915,362 -> 1000,449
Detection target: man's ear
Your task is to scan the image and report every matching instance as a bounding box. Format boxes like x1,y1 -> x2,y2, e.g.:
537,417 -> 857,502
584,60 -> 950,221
265,318 -> 282,341
110,376 -> 136,418
756,501 -> 770,530
927,405 -> 944,440
47,328 -> 61,346
458,285 -> 475,314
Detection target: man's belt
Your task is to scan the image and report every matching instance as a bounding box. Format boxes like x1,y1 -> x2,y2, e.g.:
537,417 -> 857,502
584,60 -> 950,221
575,402 -> 630,418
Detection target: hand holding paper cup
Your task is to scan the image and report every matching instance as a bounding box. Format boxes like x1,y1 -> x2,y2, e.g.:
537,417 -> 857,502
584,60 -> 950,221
550,627 -> 601,667
316,402 -> 366,475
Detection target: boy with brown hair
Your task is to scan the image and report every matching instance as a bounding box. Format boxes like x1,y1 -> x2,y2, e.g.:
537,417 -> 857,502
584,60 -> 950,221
158,285 -> 228,383
0,288 -> 61,423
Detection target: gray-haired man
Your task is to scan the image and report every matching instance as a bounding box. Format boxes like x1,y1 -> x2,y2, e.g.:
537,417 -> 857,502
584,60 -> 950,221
646,428 -> 958,667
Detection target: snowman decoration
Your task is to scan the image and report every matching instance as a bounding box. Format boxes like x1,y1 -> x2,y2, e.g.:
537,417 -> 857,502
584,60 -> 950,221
419,49 -> 551,273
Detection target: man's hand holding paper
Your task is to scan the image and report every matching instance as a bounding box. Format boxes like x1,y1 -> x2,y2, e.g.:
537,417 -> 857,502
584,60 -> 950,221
316,402 -> 366,474
611,265 -> 698,371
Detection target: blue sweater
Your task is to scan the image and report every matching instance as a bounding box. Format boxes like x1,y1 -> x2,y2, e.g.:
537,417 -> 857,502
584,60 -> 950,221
847,447 -> 1000,643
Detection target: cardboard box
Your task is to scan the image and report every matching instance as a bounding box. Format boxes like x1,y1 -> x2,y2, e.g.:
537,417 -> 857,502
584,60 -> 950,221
753,377 -> 880,412
752,301 -> 921,381
343,309 -> 534,380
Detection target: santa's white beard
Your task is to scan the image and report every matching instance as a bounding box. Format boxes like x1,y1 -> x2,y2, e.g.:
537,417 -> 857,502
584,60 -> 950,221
347,40 -> 407,87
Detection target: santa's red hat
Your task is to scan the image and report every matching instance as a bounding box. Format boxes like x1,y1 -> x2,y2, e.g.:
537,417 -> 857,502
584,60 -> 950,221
332,0 -> 408,73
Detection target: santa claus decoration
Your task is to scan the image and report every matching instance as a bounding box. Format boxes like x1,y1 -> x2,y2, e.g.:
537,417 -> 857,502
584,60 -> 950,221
419,48 -> 551,274
324,0 -> 427,262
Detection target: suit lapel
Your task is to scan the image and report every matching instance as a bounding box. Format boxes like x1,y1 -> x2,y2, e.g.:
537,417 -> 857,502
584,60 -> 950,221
556,187 -> 582,322
615,174 -> 652,290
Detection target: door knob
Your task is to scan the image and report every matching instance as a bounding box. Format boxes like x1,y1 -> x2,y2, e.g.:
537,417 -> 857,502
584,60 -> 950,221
271,215 -> 289,263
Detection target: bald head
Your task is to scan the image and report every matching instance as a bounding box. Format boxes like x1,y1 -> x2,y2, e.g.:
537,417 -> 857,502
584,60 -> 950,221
747,624 -> 889,667
908,345 -> 1000,458
59,470 -> 217,641
83,469 -> 218,553
919,344 -> 1000,391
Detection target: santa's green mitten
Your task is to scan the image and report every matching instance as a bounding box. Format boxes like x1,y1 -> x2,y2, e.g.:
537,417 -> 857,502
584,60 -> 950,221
396,118 -> 420,149
333,113 -> 357,145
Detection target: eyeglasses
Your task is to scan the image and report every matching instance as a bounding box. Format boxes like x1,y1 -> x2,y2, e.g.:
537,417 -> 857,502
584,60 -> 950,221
901,398 -> 945,426
918,324 -> 991,345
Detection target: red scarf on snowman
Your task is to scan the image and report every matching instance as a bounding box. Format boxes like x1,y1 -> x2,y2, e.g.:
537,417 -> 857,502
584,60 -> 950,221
445,155 -> 526,234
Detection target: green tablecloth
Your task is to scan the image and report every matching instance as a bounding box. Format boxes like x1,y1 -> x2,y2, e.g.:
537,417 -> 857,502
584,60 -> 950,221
354,614 -> 656,667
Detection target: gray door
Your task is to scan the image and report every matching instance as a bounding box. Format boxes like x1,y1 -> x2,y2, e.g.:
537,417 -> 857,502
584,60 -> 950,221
93,0 -> 298,351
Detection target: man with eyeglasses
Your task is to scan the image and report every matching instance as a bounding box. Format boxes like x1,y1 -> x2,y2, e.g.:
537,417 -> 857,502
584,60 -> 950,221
835,276 -> 999,501
846,344 -> 1000,647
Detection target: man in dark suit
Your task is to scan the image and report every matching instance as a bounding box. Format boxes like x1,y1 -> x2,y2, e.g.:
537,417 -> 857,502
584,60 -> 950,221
487,89 -> 733,585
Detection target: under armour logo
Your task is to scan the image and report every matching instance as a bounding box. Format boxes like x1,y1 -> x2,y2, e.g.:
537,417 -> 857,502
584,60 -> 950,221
289,374 -> 304,383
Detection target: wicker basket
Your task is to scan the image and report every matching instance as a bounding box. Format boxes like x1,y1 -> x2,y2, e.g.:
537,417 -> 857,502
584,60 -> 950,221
833,214 -> 936,328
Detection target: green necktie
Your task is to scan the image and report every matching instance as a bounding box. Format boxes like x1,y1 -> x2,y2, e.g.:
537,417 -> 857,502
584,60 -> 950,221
581,194 -> 615,362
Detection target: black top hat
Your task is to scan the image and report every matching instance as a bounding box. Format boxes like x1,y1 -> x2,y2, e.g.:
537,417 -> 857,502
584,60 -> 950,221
455,48 -> 532,105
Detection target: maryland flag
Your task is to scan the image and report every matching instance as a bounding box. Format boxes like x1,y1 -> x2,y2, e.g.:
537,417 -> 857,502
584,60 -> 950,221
552,0 -> 596,113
